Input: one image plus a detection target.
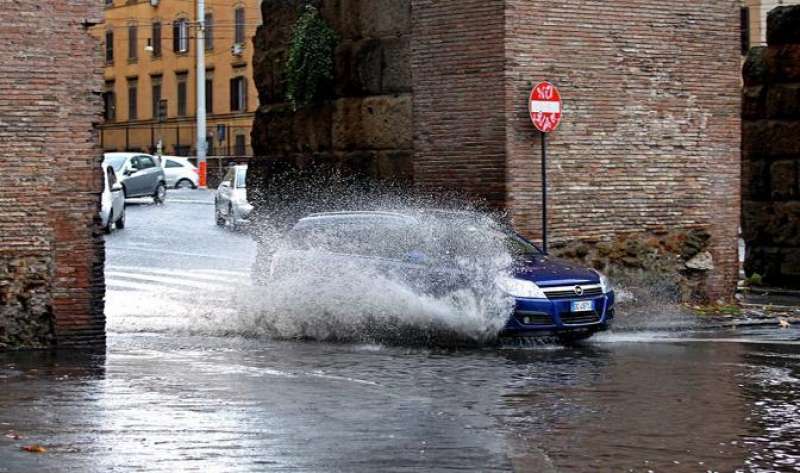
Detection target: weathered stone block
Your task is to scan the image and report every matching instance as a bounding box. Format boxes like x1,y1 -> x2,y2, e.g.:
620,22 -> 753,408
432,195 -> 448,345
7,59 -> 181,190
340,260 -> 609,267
742,200 -> 773,244
744,201 -> 800,247
742,86 -> 766,120
769,45 -> 800,83
767,5 -> 800,46
338,150 -> 379,177
766,84 -> 800,119
360,0 -> 411,37
359,94 -> 413,149
377,150 -> 413,180
743,46 -> 770,86
293,104 -> 333,152
742,159 -> 771,200
742,120 -> 800,157
254,106 -> 296,154
332,97 -> 364,151
780,247 -> 800,278
321,0 -> 360,39
381,37 -> 411,93
770,160 -> 797,199
354,39 -> 384,95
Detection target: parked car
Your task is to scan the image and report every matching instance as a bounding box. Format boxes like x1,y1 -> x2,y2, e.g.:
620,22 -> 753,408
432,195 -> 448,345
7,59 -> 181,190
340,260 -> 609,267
161,156 -> 199,189
100,163 -> 126,233
103,152 -> 167,204
214,165 -> 252,229
271,211 -> 615,342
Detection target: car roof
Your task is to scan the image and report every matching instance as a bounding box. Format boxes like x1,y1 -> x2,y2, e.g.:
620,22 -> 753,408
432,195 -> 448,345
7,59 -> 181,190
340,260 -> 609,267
294,211 -> 419,229
104,152 -> 153,159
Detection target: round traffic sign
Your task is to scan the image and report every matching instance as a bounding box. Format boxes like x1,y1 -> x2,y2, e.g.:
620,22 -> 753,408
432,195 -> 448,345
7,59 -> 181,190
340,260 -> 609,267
529,82 -> 562,133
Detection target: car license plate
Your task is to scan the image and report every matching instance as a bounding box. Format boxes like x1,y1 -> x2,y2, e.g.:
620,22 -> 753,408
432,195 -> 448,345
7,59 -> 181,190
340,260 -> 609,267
571,300 -> 593,312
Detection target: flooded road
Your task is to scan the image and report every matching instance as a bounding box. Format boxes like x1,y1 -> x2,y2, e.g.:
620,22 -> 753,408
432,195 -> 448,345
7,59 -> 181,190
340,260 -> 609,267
2,191 -> 799,472
2,331 -> 799,472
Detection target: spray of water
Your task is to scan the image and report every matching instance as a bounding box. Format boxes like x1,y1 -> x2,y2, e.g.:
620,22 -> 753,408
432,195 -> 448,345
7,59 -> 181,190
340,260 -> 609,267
235,194 -> 518,346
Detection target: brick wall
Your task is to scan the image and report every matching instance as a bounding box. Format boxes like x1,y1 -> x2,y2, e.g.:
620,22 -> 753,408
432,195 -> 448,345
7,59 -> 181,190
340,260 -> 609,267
742,6 -> 800,287
501,0 -> 742,300
0,2 -> 105,349
411,0 -> 507,205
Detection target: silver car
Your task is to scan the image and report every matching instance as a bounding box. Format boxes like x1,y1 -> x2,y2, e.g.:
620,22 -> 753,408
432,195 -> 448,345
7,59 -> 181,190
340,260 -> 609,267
100,163 -> 125,233
104,152 -> 167,204
161,156 -> 199,189
215,165 -> 252,229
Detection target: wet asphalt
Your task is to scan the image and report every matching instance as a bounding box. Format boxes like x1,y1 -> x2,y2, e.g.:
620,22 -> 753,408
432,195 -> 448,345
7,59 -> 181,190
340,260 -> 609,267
1,189 -> 799,473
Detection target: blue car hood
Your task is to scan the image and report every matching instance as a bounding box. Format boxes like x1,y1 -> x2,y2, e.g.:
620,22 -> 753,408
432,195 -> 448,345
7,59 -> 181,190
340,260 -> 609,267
511,256 -> 599,287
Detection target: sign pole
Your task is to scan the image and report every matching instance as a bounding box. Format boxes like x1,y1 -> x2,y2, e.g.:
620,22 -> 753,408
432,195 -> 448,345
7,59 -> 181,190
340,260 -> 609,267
529,81 -> 561,255
541,131 -> 548,255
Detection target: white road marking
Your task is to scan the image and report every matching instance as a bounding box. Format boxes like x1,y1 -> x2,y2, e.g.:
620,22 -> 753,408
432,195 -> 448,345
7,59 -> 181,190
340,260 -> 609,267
106,270 -> 248,291
106,246 -> 253,262
107,265 -> 250,283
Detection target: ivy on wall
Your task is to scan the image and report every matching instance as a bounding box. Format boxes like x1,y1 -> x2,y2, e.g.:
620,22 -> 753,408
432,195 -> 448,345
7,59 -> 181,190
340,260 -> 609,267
285,6 -> 338,109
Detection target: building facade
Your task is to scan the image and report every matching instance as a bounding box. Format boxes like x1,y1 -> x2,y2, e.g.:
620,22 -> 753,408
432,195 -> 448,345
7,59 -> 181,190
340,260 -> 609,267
95,0 -> 260,157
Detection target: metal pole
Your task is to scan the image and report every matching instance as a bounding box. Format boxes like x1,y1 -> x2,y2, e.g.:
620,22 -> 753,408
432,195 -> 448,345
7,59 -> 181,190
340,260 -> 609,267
541,131 -> 548,255
196,0 -> 207,188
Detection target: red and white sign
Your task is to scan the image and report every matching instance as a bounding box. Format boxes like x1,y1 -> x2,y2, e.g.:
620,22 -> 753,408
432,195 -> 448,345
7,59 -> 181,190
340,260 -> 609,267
529,81 -> 562,133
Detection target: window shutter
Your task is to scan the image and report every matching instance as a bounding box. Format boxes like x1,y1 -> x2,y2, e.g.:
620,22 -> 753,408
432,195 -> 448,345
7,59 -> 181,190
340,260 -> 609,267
242,77 -> 248,111
230,78 -> 237,111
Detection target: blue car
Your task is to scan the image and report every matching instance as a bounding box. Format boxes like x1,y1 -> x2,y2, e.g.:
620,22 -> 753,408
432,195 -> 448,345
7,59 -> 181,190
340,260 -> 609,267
273,210 -> 614,342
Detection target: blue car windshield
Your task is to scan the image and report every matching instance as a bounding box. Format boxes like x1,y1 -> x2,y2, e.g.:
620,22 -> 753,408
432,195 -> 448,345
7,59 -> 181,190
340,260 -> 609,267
289,221 -> 541,261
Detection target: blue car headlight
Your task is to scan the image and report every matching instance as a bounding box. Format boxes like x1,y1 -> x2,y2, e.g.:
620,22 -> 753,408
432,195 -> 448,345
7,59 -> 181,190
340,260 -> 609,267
497,277 -> 547,299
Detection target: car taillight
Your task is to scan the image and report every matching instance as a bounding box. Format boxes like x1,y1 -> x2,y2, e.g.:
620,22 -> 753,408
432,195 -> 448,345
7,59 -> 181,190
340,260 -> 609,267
193,168 -> 199,174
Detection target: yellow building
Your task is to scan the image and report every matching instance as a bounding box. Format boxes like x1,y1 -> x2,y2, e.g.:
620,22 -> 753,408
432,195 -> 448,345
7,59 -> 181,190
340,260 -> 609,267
95,0 -> 260,157
742,0 -> 800,49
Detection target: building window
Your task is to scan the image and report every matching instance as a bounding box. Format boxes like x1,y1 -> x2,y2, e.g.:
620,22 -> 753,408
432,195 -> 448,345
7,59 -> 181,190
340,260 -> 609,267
177,72 -> 188,117
151,75 -> 162,120
204,13 -> 214,50
103,81 -> 116,122
741,7 -> 751,55
151,22 -> 162,57
127,24 -> 138,61
105,30 -> 114,63
173,18 -> 189,54
234,134 -> 246,156
229,76 -> 246,112
127,79 -> 138,120
205,78 -> 213,114
234,7 -> 245,45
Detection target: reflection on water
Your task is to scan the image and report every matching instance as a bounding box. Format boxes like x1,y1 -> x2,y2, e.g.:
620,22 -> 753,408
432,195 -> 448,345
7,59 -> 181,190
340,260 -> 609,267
0,333 -> 799,472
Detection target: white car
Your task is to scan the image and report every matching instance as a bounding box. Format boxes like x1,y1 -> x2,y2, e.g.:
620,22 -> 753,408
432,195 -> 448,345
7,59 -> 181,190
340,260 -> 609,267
100,163 -> 125,233
214,165 -> 252,229
161,156 -> 199,189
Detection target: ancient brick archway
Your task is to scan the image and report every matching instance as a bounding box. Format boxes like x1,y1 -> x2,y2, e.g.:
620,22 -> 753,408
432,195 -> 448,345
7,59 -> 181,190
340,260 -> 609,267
0,3 -> 105,349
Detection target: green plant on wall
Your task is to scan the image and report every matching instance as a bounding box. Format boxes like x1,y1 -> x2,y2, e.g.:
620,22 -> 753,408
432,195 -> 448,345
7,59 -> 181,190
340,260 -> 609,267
285,5 -> 338,109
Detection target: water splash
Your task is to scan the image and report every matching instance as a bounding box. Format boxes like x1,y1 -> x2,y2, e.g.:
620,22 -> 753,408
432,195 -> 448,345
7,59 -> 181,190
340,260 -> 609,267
236,206 -> 517,346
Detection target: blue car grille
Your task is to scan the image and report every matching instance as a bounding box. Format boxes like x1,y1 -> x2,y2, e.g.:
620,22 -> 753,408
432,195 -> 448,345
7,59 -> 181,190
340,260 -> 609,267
559,310 -> 602,325
544,286 -> 603,300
